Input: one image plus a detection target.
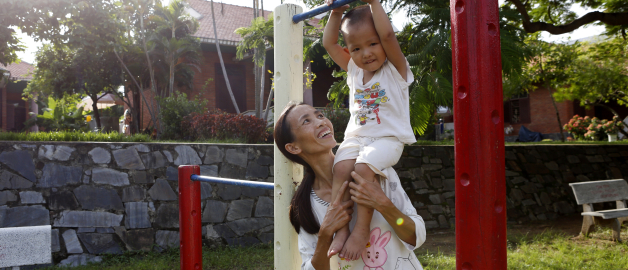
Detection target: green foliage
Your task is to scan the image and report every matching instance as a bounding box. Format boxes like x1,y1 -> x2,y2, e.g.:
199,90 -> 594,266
235,15 -> 274,66
97,105 -> 125,119
553,38 -> 628,109
0,131 -> 151,142
157,91 -> 207,140
321,104 -> 351,142
24,95 -> 88,132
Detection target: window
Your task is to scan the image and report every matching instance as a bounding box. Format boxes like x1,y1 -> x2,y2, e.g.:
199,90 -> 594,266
504,93 -> 530,124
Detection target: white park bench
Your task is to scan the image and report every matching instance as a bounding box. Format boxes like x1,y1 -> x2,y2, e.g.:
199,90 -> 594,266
569,179 -> 628,242
0,225 -> 52,269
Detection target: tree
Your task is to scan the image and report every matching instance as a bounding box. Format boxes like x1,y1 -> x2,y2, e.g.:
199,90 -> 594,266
211,0 -> 240,114
25,44 -> 123,130
553,37 -> 628,135
305,0 -> 532,135
152,0 -> 200,96
235,15 -> 274,118
517,37 -> 581,141
503,0 -> 628,36
20,0 -> 125,130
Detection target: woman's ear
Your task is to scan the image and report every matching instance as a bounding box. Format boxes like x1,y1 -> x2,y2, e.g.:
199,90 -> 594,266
285,143 -> 302,155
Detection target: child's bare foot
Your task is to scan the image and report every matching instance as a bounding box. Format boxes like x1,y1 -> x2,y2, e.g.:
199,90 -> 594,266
340,227 -> 369,261
328,227 -> 350,258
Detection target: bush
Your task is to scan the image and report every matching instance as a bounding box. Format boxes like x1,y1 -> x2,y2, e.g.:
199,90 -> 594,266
564,115 -> 591,140
158,92 -> 207,140
321,104 -> 350,143
182,110 -> 268,143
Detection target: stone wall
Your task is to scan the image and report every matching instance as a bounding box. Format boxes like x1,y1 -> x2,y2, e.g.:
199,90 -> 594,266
0,142 -> 274,267
0,142 -> 626,266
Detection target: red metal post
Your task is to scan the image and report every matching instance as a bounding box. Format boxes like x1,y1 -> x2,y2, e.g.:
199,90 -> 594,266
179,165 -> 202,270
450,0 -> 506,269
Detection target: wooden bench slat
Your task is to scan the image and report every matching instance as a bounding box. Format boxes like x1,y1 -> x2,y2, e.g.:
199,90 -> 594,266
581,209 -> 628,219
569,179 -> 628,205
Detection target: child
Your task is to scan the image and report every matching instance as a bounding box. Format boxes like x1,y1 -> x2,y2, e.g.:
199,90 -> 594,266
322,0 -> 416,261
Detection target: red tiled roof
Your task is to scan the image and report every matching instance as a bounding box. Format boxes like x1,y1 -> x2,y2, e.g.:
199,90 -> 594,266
2,61 -> 34,81
188,0 -> 272,46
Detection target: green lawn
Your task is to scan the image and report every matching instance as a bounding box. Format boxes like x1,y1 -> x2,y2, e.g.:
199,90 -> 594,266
46,230 -> 628,269
418,230 -> 628,270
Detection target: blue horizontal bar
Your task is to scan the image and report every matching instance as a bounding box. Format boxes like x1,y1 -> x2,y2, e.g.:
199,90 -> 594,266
292,0 -> 358,24
190,174 -> 274,190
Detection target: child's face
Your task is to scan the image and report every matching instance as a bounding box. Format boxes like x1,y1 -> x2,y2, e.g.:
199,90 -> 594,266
344,22 -> 387,72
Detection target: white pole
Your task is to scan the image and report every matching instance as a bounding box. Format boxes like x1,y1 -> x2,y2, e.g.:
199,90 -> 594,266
273,3 -> 303,270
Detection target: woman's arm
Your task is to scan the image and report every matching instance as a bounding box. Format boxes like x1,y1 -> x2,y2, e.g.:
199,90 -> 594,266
302,181 -> 354,270
348,171 -> 418,245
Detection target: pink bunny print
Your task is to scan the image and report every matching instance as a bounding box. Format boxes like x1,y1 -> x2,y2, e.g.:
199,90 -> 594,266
361,227 -> 391,270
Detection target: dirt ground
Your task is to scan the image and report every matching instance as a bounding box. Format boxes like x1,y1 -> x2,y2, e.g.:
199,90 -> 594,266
415,214 -> 626,255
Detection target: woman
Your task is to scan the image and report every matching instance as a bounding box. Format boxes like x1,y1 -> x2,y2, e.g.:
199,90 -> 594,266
275,102 -> 426,270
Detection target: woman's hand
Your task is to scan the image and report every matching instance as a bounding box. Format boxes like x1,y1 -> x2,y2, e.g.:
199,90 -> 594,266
348,171 -> 392,212
319,181 -> 354,237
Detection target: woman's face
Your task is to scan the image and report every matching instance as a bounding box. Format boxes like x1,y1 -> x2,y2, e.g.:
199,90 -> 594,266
286,104 -> 336,156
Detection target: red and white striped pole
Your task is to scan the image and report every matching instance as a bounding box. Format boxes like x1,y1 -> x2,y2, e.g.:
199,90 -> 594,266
179,165 -> 202,270
450,0 -> 507,269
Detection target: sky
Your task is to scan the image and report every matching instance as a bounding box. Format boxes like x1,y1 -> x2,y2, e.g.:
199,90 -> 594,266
14,0 -> 606,64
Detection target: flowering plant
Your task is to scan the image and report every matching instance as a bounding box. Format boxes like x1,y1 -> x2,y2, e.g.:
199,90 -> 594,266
563,115 -> 591,140
601,116 -> 623,134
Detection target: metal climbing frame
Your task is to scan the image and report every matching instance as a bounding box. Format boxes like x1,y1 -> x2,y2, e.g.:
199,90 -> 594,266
179,0 -> 506,269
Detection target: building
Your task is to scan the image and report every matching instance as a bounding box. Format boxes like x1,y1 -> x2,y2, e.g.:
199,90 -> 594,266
133,1 -> 340,130
0,61 -> 36,132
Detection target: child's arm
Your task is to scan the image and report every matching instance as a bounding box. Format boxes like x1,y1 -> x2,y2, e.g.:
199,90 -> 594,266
322,3 -> 351,71
364,0 -> 407,81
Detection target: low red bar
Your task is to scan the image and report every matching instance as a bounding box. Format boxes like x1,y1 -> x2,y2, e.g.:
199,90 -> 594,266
451,0 -> 507,269
179,165 -> 202,270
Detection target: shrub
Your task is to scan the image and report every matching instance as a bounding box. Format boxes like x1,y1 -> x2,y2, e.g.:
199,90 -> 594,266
158,92 -> 207,140
601,116 -> 623,134
321,104 -> 350,142
182,110 -> 268,143
24,95 -> 88,132
563,115 -> 591,140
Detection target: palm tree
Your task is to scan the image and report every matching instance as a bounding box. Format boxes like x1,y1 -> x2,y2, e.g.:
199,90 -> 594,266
236,15 -> 274,118
211,0 -> 240,113
152,0 -> 200,96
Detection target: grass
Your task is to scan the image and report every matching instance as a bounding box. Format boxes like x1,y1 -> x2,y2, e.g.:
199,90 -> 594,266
47,245 -> 274,270
417,229 -> 628,269
0,131 -> 152,142
43,230 -> 628,269
0,131 -> 255,144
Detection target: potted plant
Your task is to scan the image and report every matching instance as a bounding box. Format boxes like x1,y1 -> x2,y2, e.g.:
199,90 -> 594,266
601,116 -> 623,142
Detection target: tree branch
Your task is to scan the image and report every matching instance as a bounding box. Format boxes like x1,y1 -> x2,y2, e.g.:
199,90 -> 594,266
507,0 -> 628,35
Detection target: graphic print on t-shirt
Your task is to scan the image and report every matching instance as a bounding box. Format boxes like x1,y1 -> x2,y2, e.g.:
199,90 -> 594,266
361,227 -> 391,270
354,82 -> 390,126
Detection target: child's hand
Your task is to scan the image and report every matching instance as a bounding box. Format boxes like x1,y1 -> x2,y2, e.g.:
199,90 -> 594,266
325,0 -> 349,13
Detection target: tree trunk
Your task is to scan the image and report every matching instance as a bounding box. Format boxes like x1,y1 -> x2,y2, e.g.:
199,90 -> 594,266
254,59 -> 261,118
262,87 -> 273,121
169,26 -> 176,96
211,0 -> 240,113
91,95 -> 102,130
547,87 -> 565,142
259,56 -> 266,119
139,6 -> 163,136
113,48 -> 158,132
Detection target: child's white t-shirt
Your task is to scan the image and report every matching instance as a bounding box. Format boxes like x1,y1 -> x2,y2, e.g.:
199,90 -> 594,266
298,167 -> 426,270
345,58 -> 417,144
